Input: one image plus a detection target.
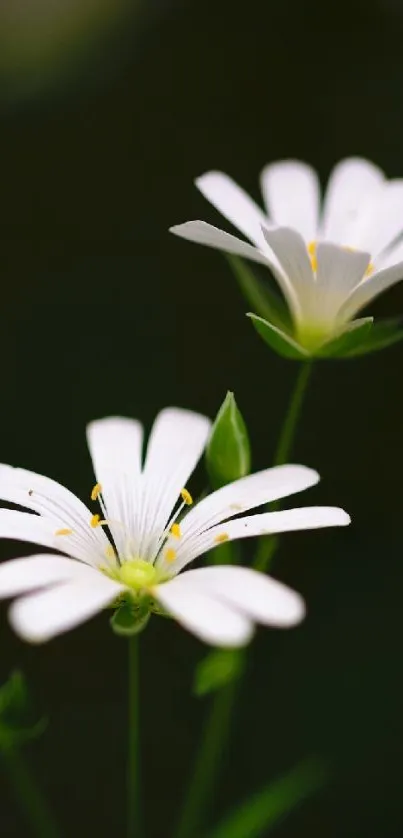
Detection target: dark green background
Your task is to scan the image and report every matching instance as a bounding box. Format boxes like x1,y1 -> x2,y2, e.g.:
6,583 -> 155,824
1,0 -> 403,834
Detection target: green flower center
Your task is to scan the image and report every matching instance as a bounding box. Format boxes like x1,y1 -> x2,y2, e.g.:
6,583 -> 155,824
118,559 -> 158,590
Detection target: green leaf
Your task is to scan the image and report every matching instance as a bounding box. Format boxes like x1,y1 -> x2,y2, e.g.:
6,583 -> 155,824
110,601 -> 151,637
0,671 -> 46,750
205,757 -> 327,838
194,649 -> 244,697
248,314 -> 310,360
206,392 -> 251,490
342,317 -> 403,357
316,317 -> 373,358
227,256 -> 292,332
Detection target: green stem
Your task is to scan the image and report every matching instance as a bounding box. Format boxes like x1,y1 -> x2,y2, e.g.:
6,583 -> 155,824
253,362 -> 313,572
271,362 -> 313,469
175,362 -> 313,838
3,747 -> 60,838
127,635 -> 141,838
175,680 -> 238,838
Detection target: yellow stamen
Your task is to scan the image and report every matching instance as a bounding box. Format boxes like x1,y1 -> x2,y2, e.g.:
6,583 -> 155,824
215,533 -> 229,544
105,545 -> 116,560
308,240 -> 374,281
90,514 -> 101,528
91,482 -> 102,501
307,240 -> 317,272
180,488 -> 193,506
165,548 -> 177,563
170,523 -> 181,538
55,528 -> 73,536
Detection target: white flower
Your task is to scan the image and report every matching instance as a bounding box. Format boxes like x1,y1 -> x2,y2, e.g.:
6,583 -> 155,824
170,158 -> 403,350
0,408 -> 349,646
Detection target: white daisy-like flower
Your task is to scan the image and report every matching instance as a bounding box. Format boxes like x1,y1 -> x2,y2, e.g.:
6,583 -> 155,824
0,408 -> 349,646
171,158 -> 403,351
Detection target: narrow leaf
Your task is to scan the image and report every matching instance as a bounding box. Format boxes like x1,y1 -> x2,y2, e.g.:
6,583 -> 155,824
194,649 -> 244,697
206,392 -> 251,490
0,671 -> 46,749
248,314 -> 309,360
206,758 -> 327,838
316,317 -> 373,358
342,317 -> 403,357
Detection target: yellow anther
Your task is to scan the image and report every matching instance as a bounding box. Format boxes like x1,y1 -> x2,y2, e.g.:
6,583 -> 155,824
181,488 -> 193,506
91,482 -> 102,501
105,545 -> 116,560
55,528 -> 73,536
90,514 -> 101,528
165,548 -> 177,563
365,262 -> 374,278
307,240 -> 317,272
215,533 -> 229,544
170,523 -> 181,538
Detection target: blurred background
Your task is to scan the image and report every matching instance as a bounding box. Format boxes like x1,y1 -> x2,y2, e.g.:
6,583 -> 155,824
1,0 -> 403,834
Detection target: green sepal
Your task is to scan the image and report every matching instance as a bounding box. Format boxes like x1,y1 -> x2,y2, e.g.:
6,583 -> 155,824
110,600 -> 151,637
315,317 -> 373,358
206,392 -> 251,490
248,314 -> 309,360
206,757 -> 327,838
341,317 -> 403,357
193,649 -> 244,697
227,255 -> 292,332
249,312 -> 381,361
0,671 -> 46,750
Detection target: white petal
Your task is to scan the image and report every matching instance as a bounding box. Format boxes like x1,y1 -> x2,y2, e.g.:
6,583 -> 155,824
154,574 -> 253,647
260,226 -> 314,325
314,243 -> 371,322
138,408 -> 211,561
376,237 -> 403,270
196,172 -> 269,247
157,465 -> 319,572
346,180 -> 403,257
170,221 -> 301,324
260,160 -> 320,242
173,566 -> 305,628
320,157 -> 385,244
337,260 -> 403,323
0,554 -> 97,598
0,467 -> 109,565
86,417 -> 144,558
169,221 -> 271,266
169,506 -> 350,569
9,569 -> 124,643
0,509 -> 108,567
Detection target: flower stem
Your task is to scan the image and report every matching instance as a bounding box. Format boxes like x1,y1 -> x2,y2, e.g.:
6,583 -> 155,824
175,363 -> 313,838
253,362 -> 313,572
175,679 -> 238,838
3,747 -> 60,838
127,635 -> 141,838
